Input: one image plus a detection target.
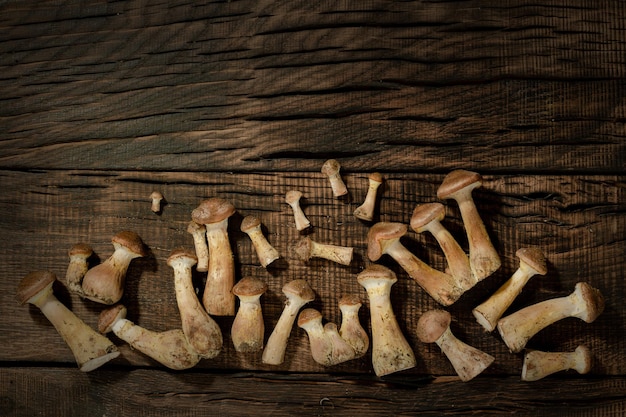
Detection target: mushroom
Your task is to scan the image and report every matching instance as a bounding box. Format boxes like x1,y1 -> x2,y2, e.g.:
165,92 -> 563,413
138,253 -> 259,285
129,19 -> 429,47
357,265 -> 416,376
353,172 -> 383,222
150,190 -> 164,213
191,198 -> 236,316
367,222 -> 463,306
497,282 -> 605,353
324,322 -> 356,365
167,248 -> 222,359
64,243 -> 93,296
321,159 -> 348,197
262,279 -> 315,365
297,309 -> 356,366
416,309 -> 494,382
437,170 -> 501,281
473,247 -> 548,332
338,294 -> 369,358
285,190 -> 311,232
98,304 -> 200,370
522,345 -> 592,382
410,203 -> 474,291
81,231 -> 148,305
231,277 -> 268,353
16,271 -> 120,372
186,221 -> 209,272
241,215 -> 280,268
293,236 -> 353,266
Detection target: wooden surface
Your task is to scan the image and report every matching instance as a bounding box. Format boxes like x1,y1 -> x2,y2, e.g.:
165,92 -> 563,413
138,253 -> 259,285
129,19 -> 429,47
1,0 -> 625,416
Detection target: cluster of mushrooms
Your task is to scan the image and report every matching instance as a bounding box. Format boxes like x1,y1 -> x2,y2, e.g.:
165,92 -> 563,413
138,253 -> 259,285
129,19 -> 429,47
16,165 -> 605,382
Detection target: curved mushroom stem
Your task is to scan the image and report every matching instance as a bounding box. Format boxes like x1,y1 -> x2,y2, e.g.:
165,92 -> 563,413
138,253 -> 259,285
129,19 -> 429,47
285,191 -> 311,232
354,173 -> 383,221
64,243 -> 93,296
497,282 -> 604,353
338,295 -> 369,358
204,217 -> 235,316
293,237 -> 353,266
241,216 -> 280,268
187,221 -> 209,272
522,345 -> 592,381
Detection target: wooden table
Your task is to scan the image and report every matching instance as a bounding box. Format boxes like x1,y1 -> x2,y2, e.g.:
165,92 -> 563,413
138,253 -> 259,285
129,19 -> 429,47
1,1 -> 624,415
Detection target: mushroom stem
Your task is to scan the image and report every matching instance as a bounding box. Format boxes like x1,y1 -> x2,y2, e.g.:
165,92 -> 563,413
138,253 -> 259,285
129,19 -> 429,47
522,345 -> 592,381
354,173 -> 383,222
293,237 -> 353,266
187,221 -> 209,272
203,217 -> 236,315
64,243 -> 93,296
338,295 -> 369,358
497,282 -> 605,353
298,309 -> 332,365
321,159 -> 348,197
17,271 -> 120,372
150,191 -> 164,213
241,215 -> 280,268
232,277 -> 267,353
285,191 -> 311,232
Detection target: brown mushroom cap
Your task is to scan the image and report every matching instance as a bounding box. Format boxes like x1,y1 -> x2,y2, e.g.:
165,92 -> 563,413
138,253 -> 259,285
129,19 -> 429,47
240,215 -> 262,233
367,222 -> 407,261
575,345 -> 593,374
16,271 -> 57,305
186,220 -> 206,234
321,159 -> 341,176
232,277 -> 268,297
111,231 -> 148,257
191,198 -> 236,225
282,279 -> 315,303
516,247 -> 548,275
68,243 -> 94,258
415,309 -> 451,343
338,294 -> 362,308
97,304 -> 127,334
368,172 -> 383,183
166,247 -> 198,267
410,203 -> 446,233
285,190 -> 303,204
437,169 -> 483,200
293,237 -> 314,261
150,190 -> 163,200
575,282 -> 605,323
297,308 -> 323,327
356,264 -> 398,287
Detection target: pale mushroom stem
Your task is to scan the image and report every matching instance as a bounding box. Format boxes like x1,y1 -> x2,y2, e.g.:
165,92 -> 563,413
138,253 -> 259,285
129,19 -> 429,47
309,241 -> 353,265
187,222 -> 209,272
245,226 -> 280,268
522,345 -> 592,381
436,326 -> 494,382
232,296 -> 265,352
204,217 -> 235,316
353,174 -> 382,221
428,221 -> 475,291
262,301 -> 303,365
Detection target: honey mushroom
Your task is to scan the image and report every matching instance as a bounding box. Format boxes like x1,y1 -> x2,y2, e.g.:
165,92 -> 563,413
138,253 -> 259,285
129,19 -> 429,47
191,197 -> 236,316
16,271 -> 120,372
262,279 -> 315,365
231,277 -> 268,353
167,248 -> 222,359
497,282 -> 605,353
98,304 -> 200,370
353,172 -> 383,222
416,309 -> 494,382
186,221 -> 209,272
150,190 -> 164,213
64,243 -> 94,296
410,203 -> 475,291
473,247 -> 548,332
285,190 -> 311,232
437,169 -> 501,281
321,159 -> 348,198
338,295 -> 369,358
521,345 -> 592,382
293,236 -> 353,266
367,222 -> 463,306
357,265 -> 416,377
241,215 -> 280,268
81,231 -> 148,305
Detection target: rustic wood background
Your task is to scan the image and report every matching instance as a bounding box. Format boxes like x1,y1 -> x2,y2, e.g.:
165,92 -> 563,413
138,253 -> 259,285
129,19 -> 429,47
1,0 -> 624,416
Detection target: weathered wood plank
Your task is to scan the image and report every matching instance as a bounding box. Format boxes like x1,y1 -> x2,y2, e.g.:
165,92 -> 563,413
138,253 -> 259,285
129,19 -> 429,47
1,170 -> 623,376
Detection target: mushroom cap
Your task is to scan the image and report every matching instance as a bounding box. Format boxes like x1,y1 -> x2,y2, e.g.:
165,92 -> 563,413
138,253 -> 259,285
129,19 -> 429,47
415,309 -> 451,343
297,308 -> 323,327
356,264 -> 398,287
437,169 -> 483,200
574,345 -> 593,374
367,222 -> 407,261
186,220 -> 206,234
111,230 -> 148,257
321,159 -> 341,176
285,190 -> 303,204
240,215 -> 262,233
410,203 -> 446,233
516,247 -> 548,275
368,172 -> 383,184
338,294 -> 362,308
166,247 -> 198,267
191,198 -> 236,225
574,282 -> 605,323
232,276 -> 268,297
150,190 -> 163,200
16,271 -> 56,305
293,237 -> 313,261
282,279 -> 315,303
68,243 -> 94,258
97,304 -> 127,334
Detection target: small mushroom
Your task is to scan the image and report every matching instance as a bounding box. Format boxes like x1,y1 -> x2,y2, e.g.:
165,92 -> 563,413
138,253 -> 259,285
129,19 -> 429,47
150,190 -> 164,213
81,231 -> 148,305
437,170 -> 501,280
241,215 -> 280,268
411,203 -> 474,291
497,282 -> 605,353
416,309 -> 494,382
232,277 -> 268,353
321,159 -> 348,197
354,172 -> 383,222
473,247 -> 548,332
338,295 -> 369,358
367,222 -> 463,306
522,345 -> 592,382
293,236 -> 353,266
16,271 -> 120,372
187,221 -> 209,272
64,243 -> 93,296
167,248 -> 222,359
262,279 -> 315,365
298,309 -> 356,366
191,198 -> 236,316
285,190 -> 311,232
357,265 -> 416,376
98,304 -> 200,370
